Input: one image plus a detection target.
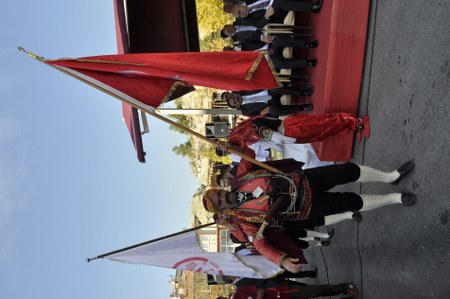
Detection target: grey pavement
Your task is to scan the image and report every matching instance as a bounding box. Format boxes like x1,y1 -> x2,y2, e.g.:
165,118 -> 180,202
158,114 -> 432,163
303,1 -> 450,298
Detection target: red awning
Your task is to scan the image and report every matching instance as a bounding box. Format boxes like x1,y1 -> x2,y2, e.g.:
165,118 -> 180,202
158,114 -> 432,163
114,0 -> 145,163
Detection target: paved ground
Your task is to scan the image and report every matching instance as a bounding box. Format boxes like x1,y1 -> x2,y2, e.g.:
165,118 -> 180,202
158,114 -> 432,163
303,1 -> 450,298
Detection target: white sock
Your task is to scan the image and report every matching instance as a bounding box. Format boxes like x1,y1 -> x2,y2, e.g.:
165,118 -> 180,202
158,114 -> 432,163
307,240 -> 321,248
356,165 -> 400,183
360,193 -> 402,211
300,236 -> 314,241
306,230 -> 329,239
324,212 -> 354,225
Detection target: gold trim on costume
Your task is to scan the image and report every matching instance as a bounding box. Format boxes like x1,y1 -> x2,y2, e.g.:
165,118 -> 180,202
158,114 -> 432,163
224,209 -> 266,224
51,58 -> 145,66
263,52 -> 283,87
163,81 -> 191,103
246,51 -> 265,81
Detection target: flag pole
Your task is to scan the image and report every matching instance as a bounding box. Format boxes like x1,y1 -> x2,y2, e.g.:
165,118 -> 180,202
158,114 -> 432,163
86,222 -> 215,262
18,47 -> 283,174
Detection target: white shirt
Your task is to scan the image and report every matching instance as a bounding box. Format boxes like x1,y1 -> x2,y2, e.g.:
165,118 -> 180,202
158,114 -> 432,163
236,25 -> 258,33
241,90 -> 271,105
247,0 -> 274,13
229,140 -> 276,163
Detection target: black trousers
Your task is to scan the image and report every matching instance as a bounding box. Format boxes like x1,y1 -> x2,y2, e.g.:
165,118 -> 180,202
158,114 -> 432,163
304,162 -> 364,218
272,0 -> 313,22
267,94 -> 301,116
269,85 -> 309,96
284,216 -> 325,231
237,279 -> 346,296
269,36 -> 308,69
276,269 -> 316,279
288,283 -> 347,298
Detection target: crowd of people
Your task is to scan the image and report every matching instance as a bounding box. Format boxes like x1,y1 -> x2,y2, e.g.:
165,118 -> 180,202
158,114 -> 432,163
200,1 -> 417,298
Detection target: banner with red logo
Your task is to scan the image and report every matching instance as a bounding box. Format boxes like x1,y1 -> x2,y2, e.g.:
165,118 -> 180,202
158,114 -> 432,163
106,230 -> 282,278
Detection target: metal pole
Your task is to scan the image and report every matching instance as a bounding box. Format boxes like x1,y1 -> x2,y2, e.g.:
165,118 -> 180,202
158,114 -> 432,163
86,222 -> 216,262
156,108 -> 241,115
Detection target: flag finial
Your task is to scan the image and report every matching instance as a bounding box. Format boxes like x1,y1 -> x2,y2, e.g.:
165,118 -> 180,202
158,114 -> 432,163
17,46 -> 45,61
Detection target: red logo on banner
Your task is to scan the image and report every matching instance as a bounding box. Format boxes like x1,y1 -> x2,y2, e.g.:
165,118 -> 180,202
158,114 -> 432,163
173,257 -> 224,275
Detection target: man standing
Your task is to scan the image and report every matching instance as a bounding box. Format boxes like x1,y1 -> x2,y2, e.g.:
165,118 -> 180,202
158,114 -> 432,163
202,142 -> 416,273
225,0 -> 324,27
220,24 -> 318,70
218,277 -> 359,298
221,91 -> 312,117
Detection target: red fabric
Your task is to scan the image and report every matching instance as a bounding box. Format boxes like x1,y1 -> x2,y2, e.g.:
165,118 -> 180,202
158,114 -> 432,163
46,52 -> 280,108
233,282 -> 290,299
229,113 -> 359,146
229,118 -> 262,147
297,0 -> 370,161
229,223 -> 287,266
264,231 -> 307,264
225,147 -> 309,265
284,113 -> 358,143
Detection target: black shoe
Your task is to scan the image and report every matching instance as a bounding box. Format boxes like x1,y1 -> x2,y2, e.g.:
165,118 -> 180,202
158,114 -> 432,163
391,160 -> 414,185
312,267 -> 318,277
301,86 -> 314,96
327,228 -> 335,239
321,240 -> 330,247
312,0 -> 323,13
401,193 -> 417,206
308,40 -> 318,48
302,104 -> 314,111
307,59 -> 317,67
352,211 -> 363,222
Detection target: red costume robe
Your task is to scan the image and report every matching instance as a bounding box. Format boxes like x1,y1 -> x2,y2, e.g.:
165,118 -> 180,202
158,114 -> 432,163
232,282 -> 291,299
229,113 -> 362,146
225,147 -> 311,266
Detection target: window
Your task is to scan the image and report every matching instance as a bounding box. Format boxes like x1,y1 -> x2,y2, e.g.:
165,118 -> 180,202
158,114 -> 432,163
218,230 -> 237,252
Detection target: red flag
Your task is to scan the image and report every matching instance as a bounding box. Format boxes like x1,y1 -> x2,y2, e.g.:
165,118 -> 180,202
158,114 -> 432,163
46,52 -> 281,109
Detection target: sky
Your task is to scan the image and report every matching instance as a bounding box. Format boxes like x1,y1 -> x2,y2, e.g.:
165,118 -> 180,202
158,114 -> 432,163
0,1 -> 200,298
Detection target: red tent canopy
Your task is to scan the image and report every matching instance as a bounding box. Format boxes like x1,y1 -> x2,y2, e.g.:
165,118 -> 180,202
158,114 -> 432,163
113,0 -> 200,163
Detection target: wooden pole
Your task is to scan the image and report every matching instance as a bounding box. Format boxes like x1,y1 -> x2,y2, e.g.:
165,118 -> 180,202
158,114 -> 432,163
19,47 -> 283,174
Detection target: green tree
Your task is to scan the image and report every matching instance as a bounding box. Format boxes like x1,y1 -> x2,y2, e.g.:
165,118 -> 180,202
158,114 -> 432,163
195,0 -> 235,51
202,147 -> 232,165
168,101 -> 192,135
172,140 -> 193,157
195,0 -> 234,35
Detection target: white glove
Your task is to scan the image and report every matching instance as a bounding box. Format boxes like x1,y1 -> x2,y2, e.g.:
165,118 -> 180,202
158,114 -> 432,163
270,131 -> 296,144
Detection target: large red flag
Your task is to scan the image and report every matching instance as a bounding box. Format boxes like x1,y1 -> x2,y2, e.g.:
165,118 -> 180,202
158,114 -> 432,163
46,52 -> 281,109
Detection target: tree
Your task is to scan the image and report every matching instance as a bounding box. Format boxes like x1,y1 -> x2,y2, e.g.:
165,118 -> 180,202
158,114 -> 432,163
168,101 -> 192,135
201,147 -> 232,165
195,0 -> 235,51
172,140 -> 194,158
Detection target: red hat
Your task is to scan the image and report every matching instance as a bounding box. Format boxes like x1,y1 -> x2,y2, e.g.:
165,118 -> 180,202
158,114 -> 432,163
202,189 -> 220,213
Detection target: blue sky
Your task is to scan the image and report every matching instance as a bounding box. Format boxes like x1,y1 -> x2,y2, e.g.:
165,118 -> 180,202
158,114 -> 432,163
0,1 -> 200,298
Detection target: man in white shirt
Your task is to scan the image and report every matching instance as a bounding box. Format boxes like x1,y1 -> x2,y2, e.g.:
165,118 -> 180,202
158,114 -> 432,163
225,0 -> 324,27
221,90 -> 313,117
220,24 -> 319,69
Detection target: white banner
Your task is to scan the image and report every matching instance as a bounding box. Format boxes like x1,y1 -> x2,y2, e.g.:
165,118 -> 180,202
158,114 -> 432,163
107,231 -> 282,278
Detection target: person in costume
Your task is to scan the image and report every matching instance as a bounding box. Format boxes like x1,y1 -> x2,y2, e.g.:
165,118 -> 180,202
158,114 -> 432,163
228,113 -> 371,146
217,277 -> 359,299
202,142 -> 416,273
